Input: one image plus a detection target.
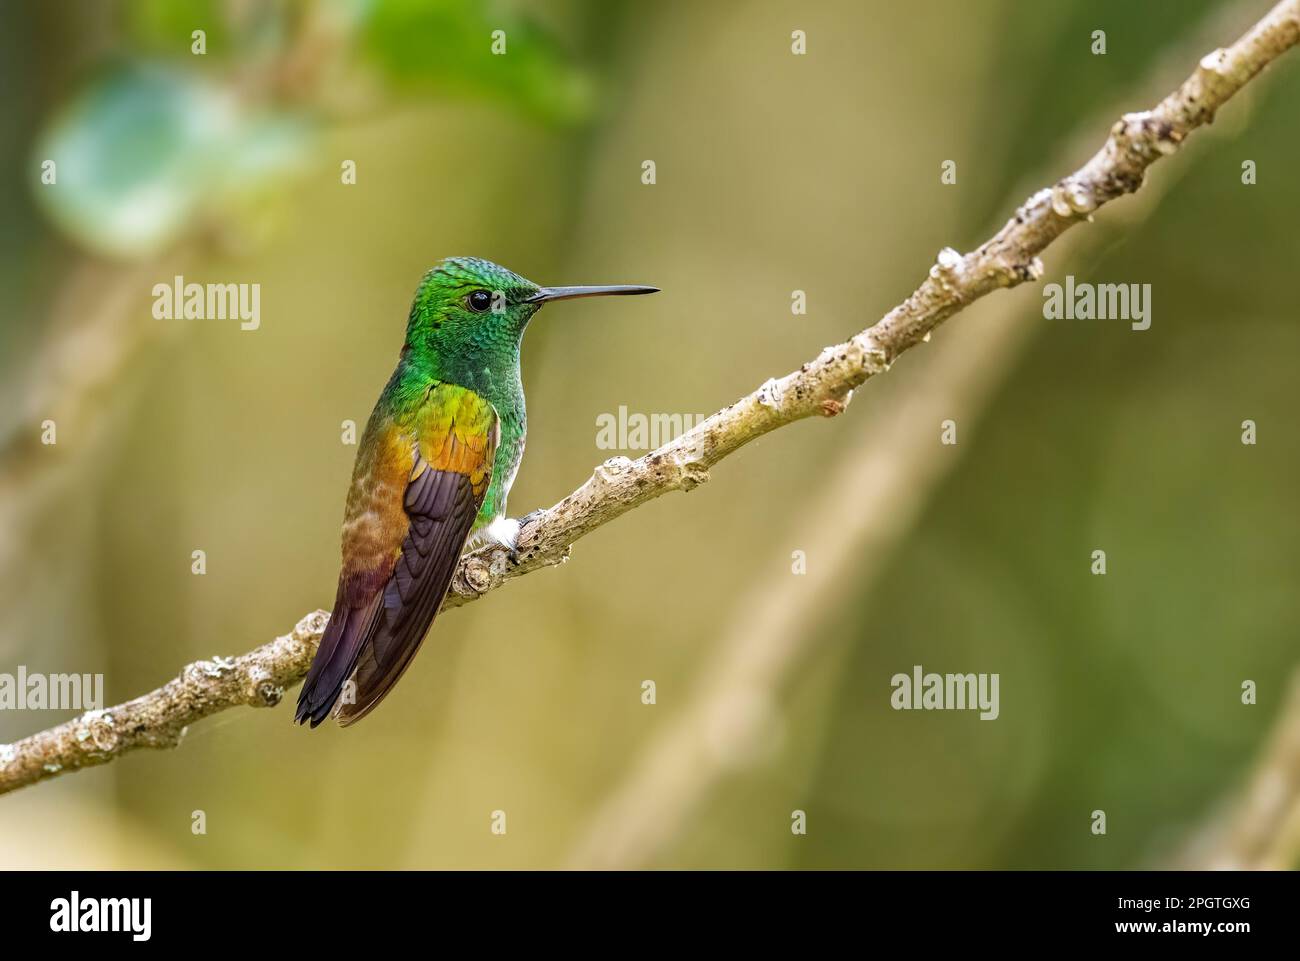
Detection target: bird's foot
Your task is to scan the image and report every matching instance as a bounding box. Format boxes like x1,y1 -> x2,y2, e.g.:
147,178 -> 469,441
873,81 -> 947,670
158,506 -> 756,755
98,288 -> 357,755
485,516 -> 523,564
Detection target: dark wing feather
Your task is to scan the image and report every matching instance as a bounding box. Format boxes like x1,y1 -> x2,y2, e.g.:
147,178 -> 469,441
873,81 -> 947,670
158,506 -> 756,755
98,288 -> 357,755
336,463 -> 482,725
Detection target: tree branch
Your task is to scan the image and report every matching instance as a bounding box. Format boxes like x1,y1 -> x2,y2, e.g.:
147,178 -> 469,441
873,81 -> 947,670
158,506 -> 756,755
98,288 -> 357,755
563,0 -> 1267,869
3,0 -> 1298,798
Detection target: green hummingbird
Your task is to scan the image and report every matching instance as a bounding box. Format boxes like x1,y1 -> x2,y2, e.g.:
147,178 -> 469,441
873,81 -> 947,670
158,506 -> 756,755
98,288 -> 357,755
296,257 -> 658,727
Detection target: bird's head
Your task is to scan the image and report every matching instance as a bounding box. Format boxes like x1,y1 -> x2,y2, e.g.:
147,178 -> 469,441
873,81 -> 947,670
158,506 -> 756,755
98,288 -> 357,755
404,257 -> 658,376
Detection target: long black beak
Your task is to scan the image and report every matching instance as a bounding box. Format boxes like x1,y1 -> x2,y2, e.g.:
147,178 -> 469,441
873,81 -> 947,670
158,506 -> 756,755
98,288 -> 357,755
524,284 -> 659,304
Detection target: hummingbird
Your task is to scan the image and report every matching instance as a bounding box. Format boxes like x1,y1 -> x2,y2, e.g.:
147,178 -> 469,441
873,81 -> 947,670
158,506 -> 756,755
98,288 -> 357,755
295,257 -> 658,727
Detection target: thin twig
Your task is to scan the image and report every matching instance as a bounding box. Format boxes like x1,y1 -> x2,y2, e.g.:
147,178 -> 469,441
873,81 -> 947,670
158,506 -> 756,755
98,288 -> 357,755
3,0 -> 1298,798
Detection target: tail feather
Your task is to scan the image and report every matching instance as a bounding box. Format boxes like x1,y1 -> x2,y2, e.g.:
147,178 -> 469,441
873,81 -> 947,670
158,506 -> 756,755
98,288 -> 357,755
295,591 -> 380,727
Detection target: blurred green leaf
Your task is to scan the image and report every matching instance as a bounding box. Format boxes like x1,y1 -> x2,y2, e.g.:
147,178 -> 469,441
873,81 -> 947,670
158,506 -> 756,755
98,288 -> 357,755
33,62 -> 312,258
362,0 -> 594,125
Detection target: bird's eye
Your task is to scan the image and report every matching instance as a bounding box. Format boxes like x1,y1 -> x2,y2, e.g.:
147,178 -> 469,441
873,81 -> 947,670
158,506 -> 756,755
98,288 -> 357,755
467,290 -> 493,313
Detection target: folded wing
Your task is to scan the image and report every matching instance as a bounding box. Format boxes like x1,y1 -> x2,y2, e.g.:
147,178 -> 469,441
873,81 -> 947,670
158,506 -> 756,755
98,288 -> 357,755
296,383 -> 497,727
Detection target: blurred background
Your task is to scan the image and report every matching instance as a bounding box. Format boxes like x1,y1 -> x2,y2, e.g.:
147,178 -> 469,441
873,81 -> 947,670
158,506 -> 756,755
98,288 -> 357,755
2,0 -> 1298,869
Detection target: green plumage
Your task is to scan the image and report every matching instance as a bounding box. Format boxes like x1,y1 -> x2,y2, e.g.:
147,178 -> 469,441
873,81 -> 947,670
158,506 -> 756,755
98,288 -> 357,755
401,257 -> 538,528
295,257 -> 657,727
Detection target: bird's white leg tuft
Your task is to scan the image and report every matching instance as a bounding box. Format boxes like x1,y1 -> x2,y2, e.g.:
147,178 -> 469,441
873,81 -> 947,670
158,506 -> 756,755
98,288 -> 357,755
486,516 -> 522,553
466,516 -> 522,559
